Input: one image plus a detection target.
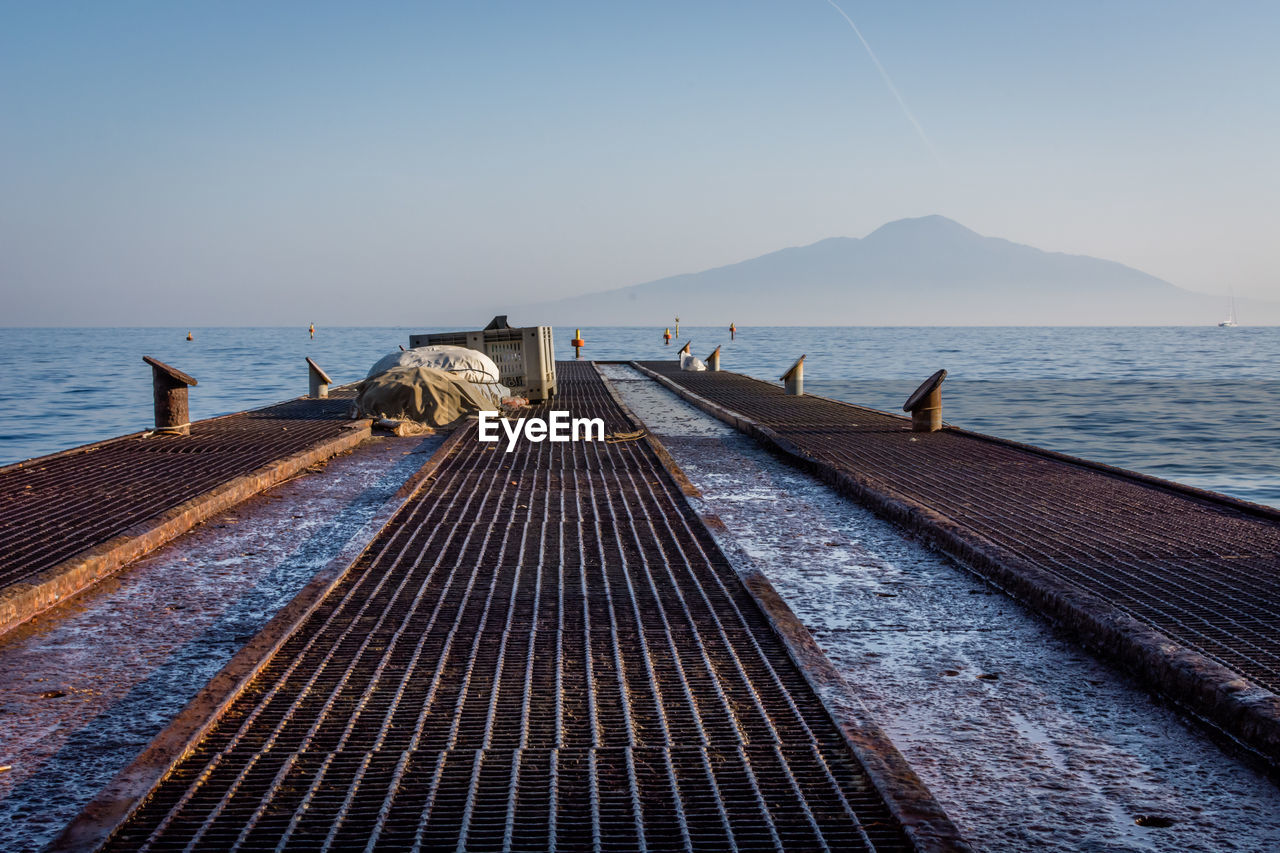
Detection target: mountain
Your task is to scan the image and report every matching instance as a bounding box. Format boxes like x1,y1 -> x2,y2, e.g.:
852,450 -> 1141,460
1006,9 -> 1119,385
528,215 -> 1276,325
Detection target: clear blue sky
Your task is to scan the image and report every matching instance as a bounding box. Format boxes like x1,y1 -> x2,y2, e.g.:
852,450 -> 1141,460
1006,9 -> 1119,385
2,1 -> 1276,325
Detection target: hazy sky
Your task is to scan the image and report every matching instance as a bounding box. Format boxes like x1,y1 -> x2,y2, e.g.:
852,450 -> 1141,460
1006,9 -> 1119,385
2,1 -> 1276,325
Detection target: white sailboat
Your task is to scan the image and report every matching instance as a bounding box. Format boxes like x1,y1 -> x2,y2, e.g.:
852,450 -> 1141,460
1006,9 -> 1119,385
1218,292 -> 1238,327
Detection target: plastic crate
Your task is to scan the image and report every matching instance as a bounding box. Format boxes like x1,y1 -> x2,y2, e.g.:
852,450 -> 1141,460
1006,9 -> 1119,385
410,316 -> 557,401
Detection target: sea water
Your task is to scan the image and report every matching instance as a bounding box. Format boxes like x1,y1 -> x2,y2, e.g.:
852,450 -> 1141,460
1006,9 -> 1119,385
1,326 -> 1276,507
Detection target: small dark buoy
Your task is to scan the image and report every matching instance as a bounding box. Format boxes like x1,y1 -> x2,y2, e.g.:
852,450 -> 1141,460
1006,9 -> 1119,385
186,331 -> 193,341
1134,815 -> 1176,828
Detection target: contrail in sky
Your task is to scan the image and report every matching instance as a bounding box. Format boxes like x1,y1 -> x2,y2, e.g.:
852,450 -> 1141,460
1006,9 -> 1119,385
823,0 -> 941,165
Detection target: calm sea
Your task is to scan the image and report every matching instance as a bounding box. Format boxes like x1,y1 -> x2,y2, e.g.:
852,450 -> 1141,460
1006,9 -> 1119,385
1,326 -> 1276,507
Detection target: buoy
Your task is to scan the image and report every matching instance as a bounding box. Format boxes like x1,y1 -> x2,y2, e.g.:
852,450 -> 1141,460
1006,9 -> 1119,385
571,328 -> 585,359
674,316 -> 680,339
730,322 -> 736,341
309,323 -> 315,340
664,328 -> 671,346
186,331 -> 193,341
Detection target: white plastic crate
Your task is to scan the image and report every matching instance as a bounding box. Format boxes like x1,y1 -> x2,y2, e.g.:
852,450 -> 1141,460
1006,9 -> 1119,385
410,317 -> 557,401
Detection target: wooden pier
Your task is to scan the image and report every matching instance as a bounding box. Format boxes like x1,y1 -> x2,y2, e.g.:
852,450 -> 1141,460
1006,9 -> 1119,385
634,360 -> 1280,768
0,393 -> 370,637
43,363 -> 962,852
5,358 -> 1280,850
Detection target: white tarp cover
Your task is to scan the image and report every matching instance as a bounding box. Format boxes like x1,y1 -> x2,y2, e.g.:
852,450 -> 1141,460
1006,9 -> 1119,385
679,352 -> 707,372
356,366 -> 499,427
367,345 -> 505,391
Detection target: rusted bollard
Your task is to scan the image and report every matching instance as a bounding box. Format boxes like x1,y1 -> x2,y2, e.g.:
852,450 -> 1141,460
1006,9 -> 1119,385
143,356 -> 197,436
307,357 -> 332,398
678,341 -> 691,356
707,345 -> 721,371
903,369 -> 947,432
781,355 -> 805,396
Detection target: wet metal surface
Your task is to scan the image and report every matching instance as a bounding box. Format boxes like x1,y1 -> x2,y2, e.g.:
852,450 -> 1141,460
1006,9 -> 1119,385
89,363 -> 909,852
0,393 -> 360,592
636,363 -> 1280,701
605,364 -> 1280,852
0,435 -> 438,853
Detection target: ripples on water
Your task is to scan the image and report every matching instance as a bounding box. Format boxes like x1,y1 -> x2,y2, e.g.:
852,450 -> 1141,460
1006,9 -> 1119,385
1,326 -> 1276,507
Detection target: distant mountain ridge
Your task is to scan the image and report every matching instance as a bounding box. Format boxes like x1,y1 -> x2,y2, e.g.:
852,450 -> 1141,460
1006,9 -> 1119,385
529,215 -> 1276,326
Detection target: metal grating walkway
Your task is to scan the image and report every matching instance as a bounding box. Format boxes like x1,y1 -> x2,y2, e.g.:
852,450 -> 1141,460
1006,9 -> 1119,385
94,362 -> 909,852
637,362 -> 1280,697
0,394 -> 358,593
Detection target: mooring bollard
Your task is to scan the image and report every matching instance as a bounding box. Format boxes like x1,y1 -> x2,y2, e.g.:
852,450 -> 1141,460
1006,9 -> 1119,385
307,357 -> 332,398
781,355 -> 805,396
571,328 -> 585,359
143,356 -> 197,436
678,341 -> 691,356
903,369 -> 947,432
707,345 -> 721,371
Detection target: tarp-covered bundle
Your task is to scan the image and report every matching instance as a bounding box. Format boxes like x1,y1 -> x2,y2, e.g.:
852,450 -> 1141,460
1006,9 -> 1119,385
679,351 -> 707,372
366,345 -> 506,392
356,366 -> 500,427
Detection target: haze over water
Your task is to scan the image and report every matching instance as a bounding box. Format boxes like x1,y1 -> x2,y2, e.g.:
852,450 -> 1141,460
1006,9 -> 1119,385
1,325 -> 1275,508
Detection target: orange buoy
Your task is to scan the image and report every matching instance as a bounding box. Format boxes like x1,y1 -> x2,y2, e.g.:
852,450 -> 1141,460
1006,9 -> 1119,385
663,328 -> 671,345
186,331 -> 193,341
309,323 -> 315,339
730,322 -> 736,340
571,328 -> 585,359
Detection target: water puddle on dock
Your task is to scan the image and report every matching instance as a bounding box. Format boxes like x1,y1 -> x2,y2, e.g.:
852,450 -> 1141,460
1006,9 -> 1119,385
602,363 -> 1280,853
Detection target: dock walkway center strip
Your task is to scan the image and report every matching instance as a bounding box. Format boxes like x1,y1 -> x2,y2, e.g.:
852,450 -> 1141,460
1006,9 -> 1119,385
633,361 -> 1280,768
0,392 -> 371,636
56,361 -> 949,852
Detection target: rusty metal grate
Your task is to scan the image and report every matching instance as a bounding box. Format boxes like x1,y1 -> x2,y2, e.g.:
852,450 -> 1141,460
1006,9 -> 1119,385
0,393 -> 357,592
95,363 -> 909,852
638,361 -> 1280,697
